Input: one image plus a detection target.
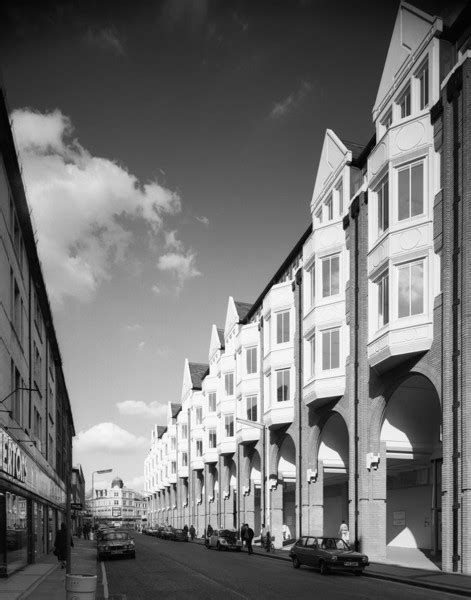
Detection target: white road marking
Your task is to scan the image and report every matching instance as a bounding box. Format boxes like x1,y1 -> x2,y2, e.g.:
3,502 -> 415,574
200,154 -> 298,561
101,561 -> 109,599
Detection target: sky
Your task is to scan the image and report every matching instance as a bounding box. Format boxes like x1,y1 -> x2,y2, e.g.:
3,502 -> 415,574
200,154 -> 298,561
0,0 -> 440,492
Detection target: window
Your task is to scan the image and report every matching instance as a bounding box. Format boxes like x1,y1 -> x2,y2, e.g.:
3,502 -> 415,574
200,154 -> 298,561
322,328 -> 340,370
247,395 -> 257,421
276,369 -> 290,402
322,255 -> 340,297
417,61 -> 429,110
171,461 -> 176,474
181,424 -> 188,439
11,362 -> 23,425
381,108 -> 393,131
309,264 -> 315,306
170,437 -> 176,451
225,372 -> 234,396
208,392 -> 216,412
398,85 -> 411,118
336,180 -> 344,215
195,406 -> 203,425
377,271 -> 389,328
309,336 -> 315,377
33,342 -> 42,388
325,194 -> 333,221
398,261 -> 424,318
224,414 -> 234,437
276,311 -> 290,343
208,429 -> 217,448
398,162 -> 424,221
181,452 -> 188,467
377,175 -> 389,235
246,347 -> 257,374
11,272 -> 23,341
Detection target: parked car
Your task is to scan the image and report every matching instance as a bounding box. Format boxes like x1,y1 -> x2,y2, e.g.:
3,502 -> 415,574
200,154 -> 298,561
172,528 -> 188,542
289,536 -> 369,575
161,526 -> 176,540
97,530 -> 136,561
205,528 -> 242,551
96,526 -> 114,543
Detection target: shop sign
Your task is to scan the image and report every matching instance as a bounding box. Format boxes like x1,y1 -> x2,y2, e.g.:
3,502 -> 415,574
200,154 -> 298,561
0,431 -> 27,482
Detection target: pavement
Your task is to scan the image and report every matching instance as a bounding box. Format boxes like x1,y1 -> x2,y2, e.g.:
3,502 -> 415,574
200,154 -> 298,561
0,535 -> 470,599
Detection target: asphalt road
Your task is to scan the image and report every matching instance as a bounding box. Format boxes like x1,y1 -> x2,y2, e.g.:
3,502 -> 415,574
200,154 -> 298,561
103,534 -> 462,600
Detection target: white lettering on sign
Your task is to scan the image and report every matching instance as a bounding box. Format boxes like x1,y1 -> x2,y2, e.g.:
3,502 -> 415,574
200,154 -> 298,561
1,432 -> 27,482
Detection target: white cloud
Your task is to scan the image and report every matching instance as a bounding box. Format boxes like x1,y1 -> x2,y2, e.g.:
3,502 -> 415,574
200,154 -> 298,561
84,27 -> 126,56
157,251 -> 201,287
11,108 -> 193,305
126,474 -> 145,492
151,284 -> 162,295
164,229 -> 183,251
196,215 -> 209,226
117,400 -> 167,421
270,80 -> 313,120
138,341 -> 146,350
73,422 -> 148,453
125,324 -> 142,331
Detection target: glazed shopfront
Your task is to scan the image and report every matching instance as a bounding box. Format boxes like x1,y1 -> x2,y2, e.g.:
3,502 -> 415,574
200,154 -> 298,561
0,428 -> 66,577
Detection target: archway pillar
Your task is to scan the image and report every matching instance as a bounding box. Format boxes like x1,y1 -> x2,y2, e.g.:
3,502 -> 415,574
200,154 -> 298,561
359,442 -> 387,560
270,481 -> 283,548
307,461 -> 324,535
241,488 -> 255,532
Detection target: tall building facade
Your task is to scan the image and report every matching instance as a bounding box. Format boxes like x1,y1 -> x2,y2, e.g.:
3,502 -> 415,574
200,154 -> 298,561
144,2 -> 471,574
0,80 -> 75,575
91,477 -> 147,528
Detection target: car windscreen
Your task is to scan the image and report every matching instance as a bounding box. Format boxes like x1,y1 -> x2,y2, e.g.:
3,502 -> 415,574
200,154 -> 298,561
102,532 -> 130,541
220,530 -> 237,541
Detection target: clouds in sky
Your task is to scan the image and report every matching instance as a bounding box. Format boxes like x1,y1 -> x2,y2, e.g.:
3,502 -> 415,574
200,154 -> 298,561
196,215 -> 209,226
73,422 -> 148,453
270,80 -> 314,120
84,27 -> 126,56
11,108 -> 199,305
117,400 -> 167,421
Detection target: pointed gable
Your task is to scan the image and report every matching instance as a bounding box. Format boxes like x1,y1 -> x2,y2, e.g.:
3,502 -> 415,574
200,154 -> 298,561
209,324 -> 224,360
157,426 -> 166,439
312,129 -> 350,207
224,297 -> 252,337
171,403 -> 181,418
189,362 -> 209,390
235,301 -> 253,321
181,358 -> 194,400
373,2 -> 438,118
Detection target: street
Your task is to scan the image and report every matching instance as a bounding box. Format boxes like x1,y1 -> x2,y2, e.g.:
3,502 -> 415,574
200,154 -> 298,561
102,535 -> 463,600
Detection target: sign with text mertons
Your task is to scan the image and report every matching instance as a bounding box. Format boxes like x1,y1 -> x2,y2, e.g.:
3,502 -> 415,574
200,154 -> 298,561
1,431 -> 27,482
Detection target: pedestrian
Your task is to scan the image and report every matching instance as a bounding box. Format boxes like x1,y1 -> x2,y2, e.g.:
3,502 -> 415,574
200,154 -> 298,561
339,520 -> 350,545
282,523 -> 291,541
206,523 -> 213,537
240,523 -> 247,547
183,524 -> 189,538
244,524 -> 254,555
82,522 -> 90,540
54,523 -> 73,569
189,524 -> 196,541
265,530 -> 272,552
260,523 -> 267,548
76,525 -> 82,539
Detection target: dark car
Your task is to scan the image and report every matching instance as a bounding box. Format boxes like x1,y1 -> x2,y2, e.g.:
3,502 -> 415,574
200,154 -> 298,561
205,528 -> 242,551
289,536 -> 369,575
172,528 -> 188,541
161,526 -> 175,540
97,530 -> 136,561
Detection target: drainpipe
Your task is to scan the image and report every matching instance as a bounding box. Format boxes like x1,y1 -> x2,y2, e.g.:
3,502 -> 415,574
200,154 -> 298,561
259,316 -> 266,528
294,268 -> 303,538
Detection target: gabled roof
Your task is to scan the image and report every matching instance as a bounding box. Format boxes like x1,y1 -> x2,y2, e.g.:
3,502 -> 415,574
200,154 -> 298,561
171,403 -> 181,418
373,2 -> 439,118
234,301 -> 253,321
217,328 -> 225,349
157,426 -> 167,438
311,129 -> 350,205
189,362 -> 209,390
341,139 -> 365,163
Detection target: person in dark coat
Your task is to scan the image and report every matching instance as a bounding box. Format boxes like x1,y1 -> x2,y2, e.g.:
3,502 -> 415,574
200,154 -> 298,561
183,524 -> 189,537
54,523 -> 73,569
244,525 -> 254,555
189,525 -> 196,541
240,523 -> 248,548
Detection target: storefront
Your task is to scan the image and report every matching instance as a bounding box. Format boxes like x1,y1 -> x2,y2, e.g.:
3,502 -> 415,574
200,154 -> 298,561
0,428 -> 66,577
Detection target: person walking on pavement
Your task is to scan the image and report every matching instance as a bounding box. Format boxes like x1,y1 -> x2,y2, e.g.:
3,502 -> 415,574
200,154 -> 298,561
240,523 -> 248,548
189,524 -> 196,541
339,520 -> 350,545
260,523 -> 267,548
244,524 -> 254,555
54,523 -> 73,569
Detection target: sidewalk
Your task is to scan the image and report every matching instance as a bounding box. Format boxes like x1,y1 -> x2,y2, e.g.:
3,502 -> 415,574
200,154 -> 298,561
0,538 -> 100,600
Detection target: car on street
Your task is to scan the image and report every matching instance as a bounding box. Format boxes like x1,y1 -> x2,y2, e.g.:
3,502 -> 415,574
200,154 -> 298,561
97,530 -> 136,561
289,536 -> 369,575
205,528 -> 242,551
172,528 -> 189,541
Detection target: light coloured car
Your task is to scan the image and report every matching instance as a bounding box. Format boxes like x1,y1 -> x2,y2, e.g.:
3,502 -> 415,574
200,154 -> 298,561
205,528 -> 242,551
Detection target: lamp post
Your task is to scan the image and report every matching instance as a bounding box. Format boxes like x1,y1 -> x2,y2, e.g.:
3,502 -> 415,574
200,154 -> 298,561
91,469 -> 112,530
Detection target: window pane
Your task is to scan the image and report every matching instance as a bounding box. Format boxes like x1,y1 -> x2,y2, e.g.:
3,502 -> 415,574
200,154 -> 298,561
283,311 -> 290,342
331,330 -> 340,369
398,265 -> 410,318
331,257 -> 339,295
398,168 -> 410,221
411,163 -> 423,217
383,181 -> 389,230
277,313 -> 282,343
322,259 -> 330,297
384,275 -> 389,325
322,331 -> 330,370
411,262 -> 424,315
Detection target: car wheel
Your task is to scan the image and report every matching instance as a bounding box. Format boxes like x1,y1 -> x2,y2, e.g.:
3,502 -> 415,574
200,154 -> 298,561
320,561 -> 329,575
292,555 -> 301,569
354,570 -> 362,576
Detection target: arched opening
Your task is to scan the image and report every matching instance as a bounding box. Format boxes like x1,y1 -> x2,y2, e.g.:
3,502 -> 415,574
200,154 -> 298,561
381,374 -> 441,564
228,460 -> 237,528
318,413 -> 349,537
249,451 -> 261,534
277,435 -> 296,540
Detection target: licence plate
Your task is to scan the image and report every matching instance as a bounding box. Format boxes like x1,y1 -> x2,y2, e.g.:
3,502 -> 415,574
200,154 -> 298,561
111,550 -> 121,554
344,562 -> 358,567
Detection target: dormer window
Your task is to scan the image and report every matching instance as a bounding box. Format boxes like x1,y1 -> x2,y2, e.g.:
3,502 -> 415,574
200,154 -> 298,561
416,60 -> 429,110
397,84 -> 411,119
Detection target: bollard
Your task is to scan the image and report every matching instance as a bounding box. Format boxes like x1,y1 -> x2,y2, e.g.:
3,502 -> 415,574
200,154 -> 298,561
65,574 -> 97,600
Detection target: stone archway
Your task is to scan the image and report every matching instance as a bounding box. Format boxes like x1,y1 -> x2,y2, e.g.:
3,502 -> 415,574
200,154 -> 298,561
381,374 -> 441,564
270,434 -> 296,545
318,412 -> 349,537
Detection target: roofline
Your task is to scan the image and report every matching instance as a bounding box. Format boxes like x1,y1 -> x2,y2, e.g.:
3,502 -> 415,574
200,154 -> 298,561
348,134 -> 376,169
242,224 -> 312,324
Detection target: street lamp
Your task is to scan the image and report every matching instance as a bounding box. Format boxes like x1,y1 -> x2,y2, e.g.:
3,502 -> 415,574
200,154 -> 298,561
91,469 -> 112,530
